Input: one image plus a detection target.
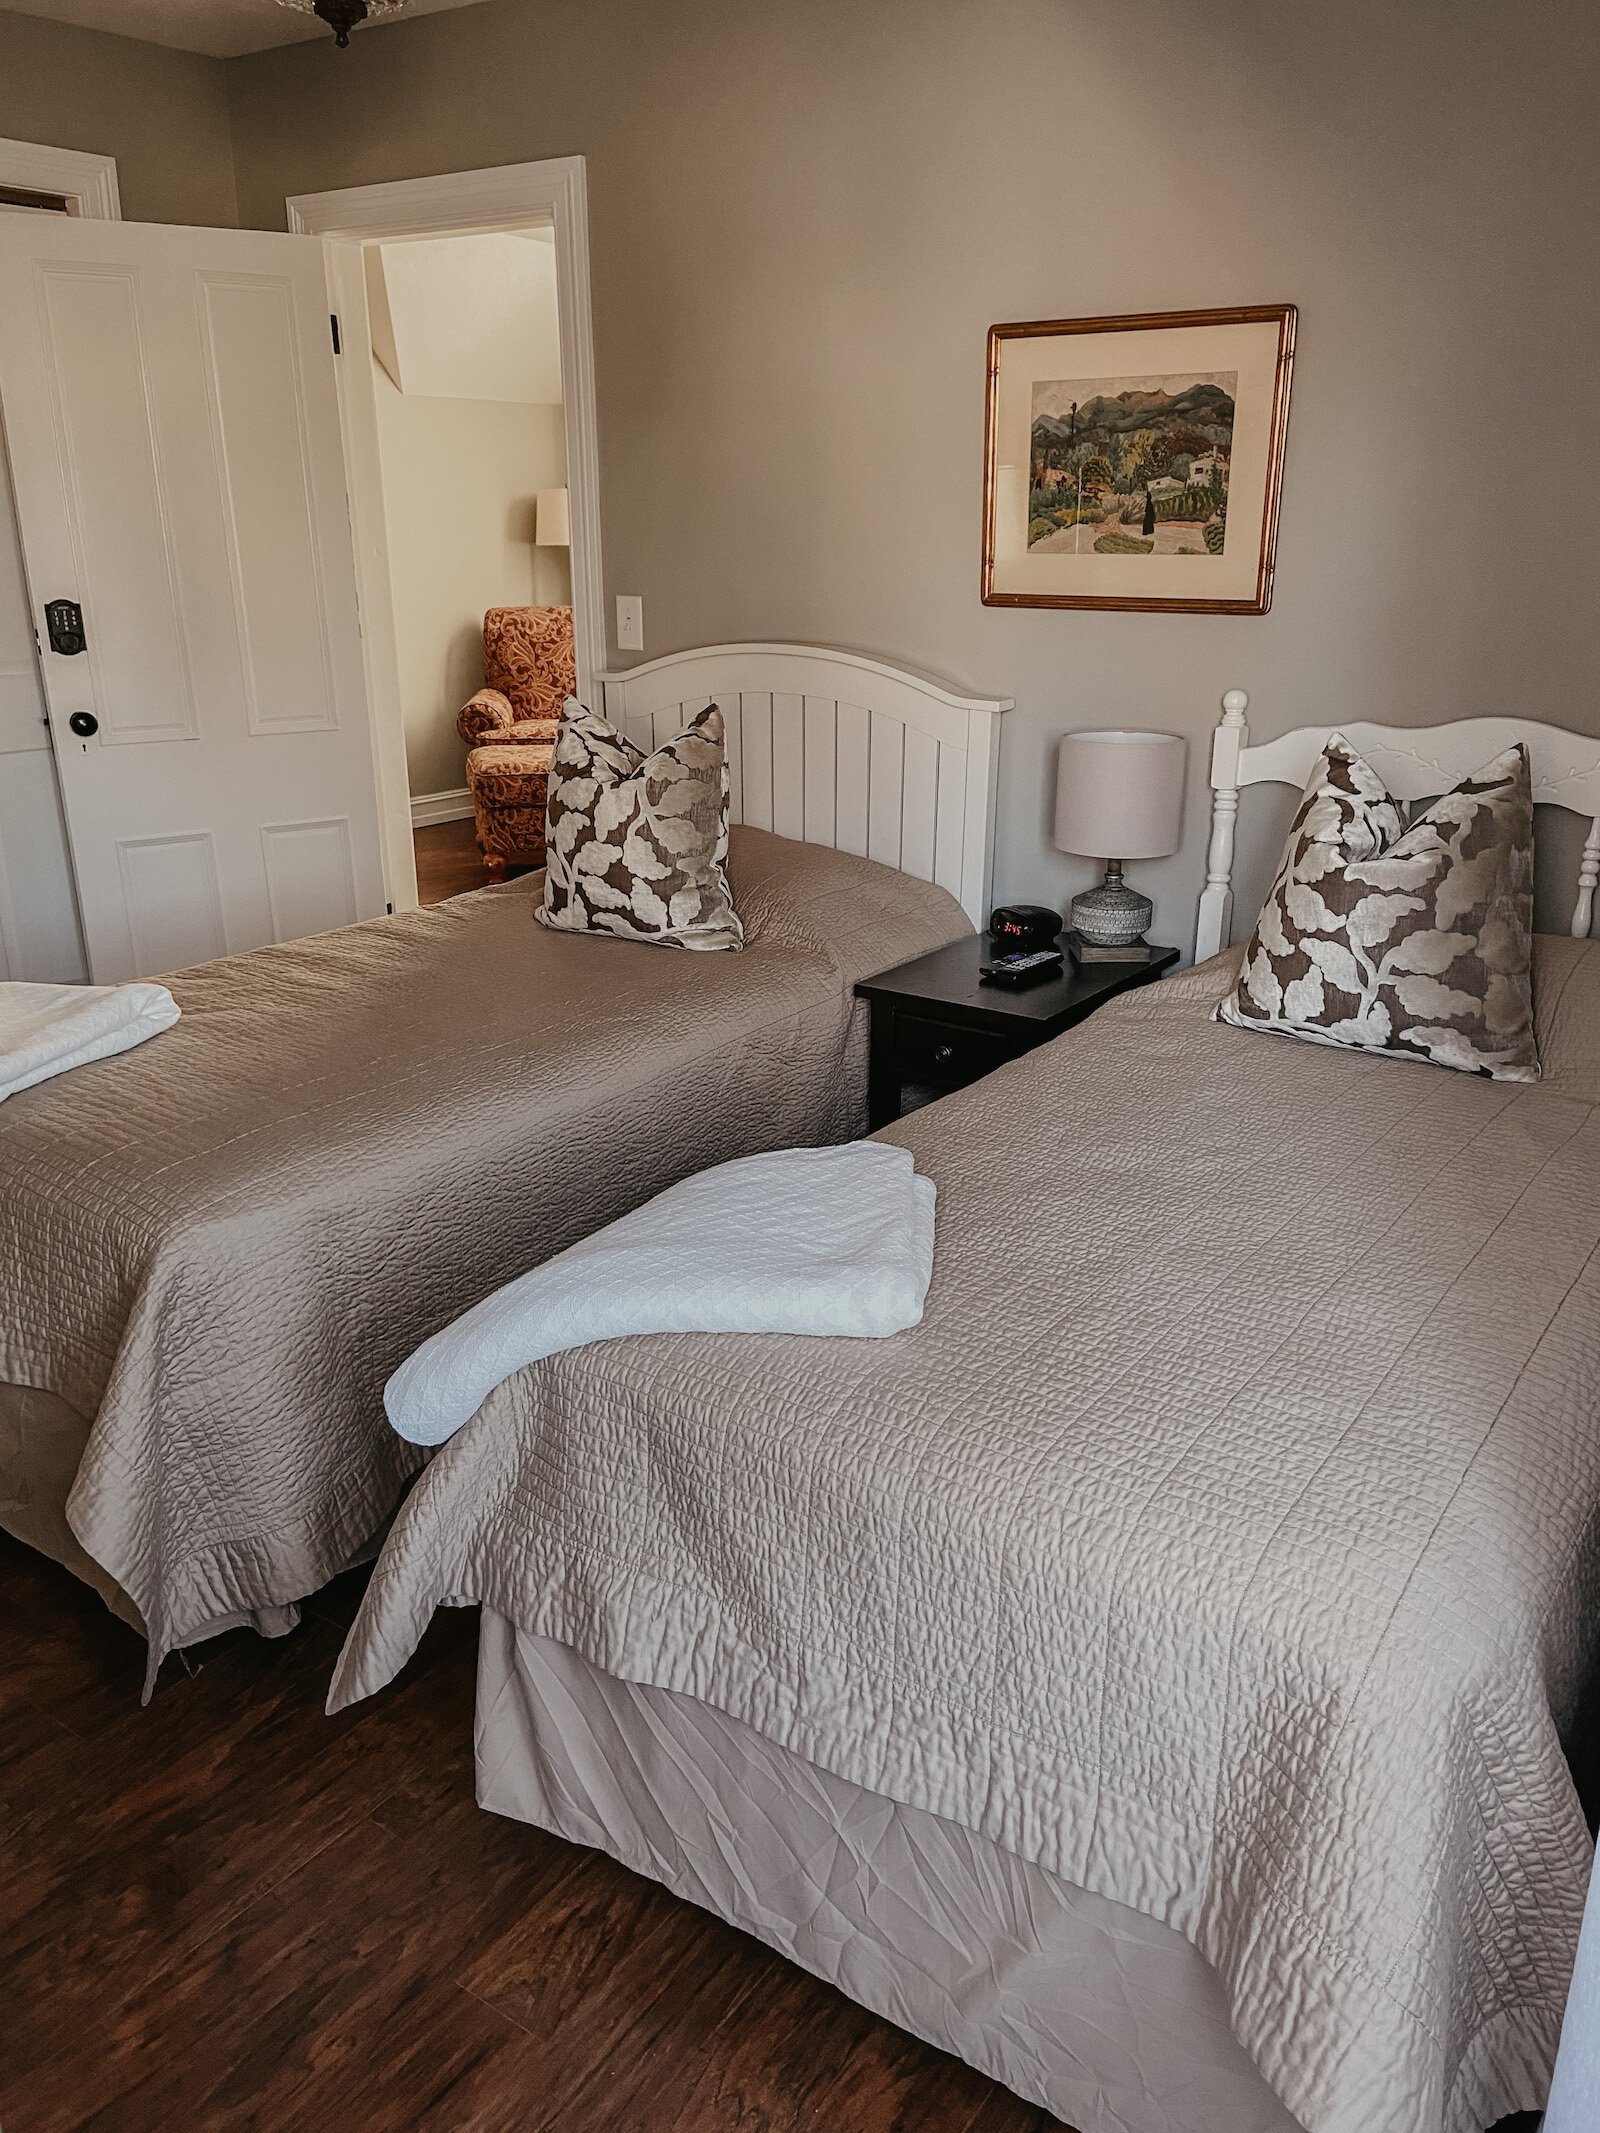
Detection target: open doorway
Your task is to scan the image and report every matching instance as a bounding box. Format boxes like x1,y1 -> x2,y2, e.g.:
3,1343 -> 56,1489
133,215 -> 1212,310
293,158 -> 605,919
360,227 -> 575,904
0,150 -> 599,980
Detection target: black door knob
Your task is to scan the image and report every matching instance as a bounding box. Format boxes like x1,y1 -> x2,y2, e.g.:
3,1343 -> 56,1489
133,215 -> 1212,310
68,711 -> 98,739
932,1043 -> 954,1065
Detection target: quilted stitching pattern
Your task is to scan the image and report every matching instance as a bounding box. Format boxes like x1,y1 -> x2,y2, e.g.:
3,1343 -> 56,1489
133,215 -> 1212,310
337,935 -> 1600,2133
0,829 -> 970,1680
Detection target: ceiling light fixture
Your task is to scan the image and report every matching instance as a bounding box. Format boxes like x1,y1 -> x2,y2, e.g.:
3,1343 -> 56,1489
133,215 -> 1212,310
275,0 -> 411,49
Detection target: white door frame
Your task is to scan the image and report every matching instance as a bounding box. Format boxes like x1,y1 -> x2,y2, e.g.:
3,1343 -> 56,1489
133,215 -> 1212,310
288,158 -> 605,912
0,135 -> 120,219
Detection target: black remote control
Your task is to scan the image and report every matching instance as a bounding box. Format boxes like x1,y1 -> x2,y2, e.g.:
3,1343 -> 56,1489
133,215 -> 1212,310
978,948 -> 1064,987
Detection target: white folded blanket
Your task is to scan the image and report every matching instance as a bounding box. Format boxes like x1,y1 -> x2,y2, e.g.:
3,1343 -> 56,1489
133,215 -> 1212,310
386,1141 -> 936,1446
0,980 -> 180,1103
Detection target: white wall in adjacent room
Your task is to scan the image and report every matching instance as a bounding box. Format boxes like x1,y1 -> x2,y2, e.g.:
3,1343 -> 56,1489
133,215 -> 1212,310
372,366 -> 568,801
365,233 -> 568,803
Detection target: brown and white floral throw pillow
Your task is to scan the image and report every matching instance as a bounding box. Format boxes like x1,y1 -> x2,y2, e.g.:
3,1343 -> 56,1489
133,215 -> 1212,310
1217,734 -> 1538,1080
537,697 -> 743,950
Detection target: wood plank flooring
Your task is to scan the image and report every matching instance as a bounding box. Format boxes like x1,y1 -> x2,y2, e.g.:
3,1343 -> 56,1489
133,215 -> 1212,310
0,1531 -> 1058,2133
415,815 -> 492,906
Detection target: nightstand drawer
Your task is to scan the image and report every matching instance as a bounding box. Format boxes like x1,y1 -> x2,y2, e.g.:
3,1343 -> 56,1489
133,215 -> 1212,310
889,1012 -> 1020,1086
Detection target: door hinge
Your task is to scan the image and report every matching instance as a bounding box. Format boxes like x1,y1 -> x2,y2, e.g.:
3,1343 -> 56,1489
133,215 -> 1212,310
330,313 -> 342,355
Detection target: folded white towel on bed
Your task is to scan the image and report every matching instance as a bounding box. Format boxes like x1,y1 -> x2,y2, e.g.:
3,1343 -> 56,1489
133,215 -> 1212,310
0,979 -> 180,1103
385,1140 -> 936,1446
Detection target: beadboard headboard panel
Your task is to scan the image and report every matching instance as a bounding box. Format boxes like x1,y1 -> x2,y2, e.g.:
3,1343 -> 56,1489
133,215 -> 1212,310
597,644 -> 1011,926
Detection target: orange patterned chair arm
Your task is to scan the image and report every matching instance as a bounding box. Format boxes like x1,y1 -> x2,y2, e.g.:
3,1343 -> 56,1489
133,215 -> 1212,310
458,687 -> 517,747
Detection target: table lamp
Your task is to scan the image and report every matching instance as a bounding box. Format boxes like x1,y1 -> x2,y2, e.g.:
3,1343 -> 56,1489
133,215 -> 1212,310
1053,730 -> 1186,960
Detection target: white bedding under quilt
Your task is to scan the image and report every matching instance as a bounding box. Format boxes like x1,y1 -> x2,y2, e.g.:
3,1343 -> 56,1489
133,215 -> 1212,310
333,936 -> 1600,2133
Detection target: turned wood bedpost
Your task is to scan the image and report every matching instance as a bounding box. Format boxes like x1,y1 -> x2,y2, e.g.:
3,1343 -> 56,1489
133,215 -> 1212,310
1195,690 -> 1249,963
1575,817 -> 1600,939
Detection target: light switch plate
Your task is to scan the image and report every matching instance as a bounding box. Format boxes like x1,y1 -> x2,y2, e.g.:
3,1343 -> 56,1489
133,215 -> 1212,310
615,595 -> 644,653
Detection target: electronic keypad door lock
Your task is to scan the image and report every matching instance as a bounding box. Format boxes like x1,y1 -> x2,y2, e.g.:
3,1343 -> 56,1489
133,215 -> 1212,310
44,599 -> 86,656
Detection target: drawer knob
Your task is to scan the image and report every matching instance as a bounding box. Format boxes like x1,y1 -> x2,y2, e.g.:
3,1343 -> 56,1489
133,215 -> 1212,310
932,1043 -> 954,1065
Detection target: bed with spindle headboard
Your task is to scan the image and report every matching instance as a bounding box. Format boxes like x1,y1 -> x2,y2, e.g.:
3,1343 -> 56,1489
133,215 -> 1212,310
598,644 -> 1011,927
1195,688 -> 1600,960
337,701 -> 1600,2133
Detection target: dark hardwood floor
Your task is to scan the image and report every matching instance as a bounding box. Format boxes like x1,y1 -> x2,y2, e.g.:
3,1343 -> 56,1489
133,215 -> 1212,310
415,815 -> 493,906
1,1529 -> 1059,2133
414,817 -> 539,907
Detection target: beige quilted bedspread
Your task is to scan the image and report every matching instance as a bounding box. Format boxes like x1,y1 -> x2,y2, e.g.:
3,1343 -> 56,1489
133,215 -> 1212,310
0,830 -> 968,1683
333,936 -> 1600,2133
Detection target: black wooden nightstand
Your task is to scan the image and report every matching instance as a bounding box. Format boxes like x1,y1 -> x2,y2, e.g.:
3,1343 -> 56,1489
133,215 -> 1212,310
855,934 -> 1179,1129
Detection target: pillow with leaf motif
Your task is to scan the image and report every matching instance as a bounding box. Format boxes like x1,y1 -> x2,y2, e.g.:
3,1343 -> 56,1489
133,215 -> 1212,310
537,698 -> 743,951
1217,734 -> 1537,1080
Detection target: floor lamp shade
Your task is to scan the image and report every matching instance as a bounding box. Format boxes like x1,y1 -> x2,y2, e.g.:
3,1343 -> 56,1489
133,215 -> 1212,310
1054,730 -> 1187,951
535,487 -> 571,546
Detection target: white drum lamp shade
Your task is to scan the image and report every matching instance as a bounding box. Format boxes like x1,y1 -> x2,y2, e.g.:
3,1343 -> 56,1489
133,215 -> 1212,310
1054,730 -> 1187,952
535,487 -> 571,546
1054,730 -> 1187,861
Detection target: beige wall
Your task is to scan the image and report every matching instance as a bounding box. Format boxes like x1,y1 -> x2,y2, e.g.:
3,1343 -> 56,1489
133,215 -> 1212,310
0,7 -> 236,226
14,0 -> 1596,938
373,362 -> 568,798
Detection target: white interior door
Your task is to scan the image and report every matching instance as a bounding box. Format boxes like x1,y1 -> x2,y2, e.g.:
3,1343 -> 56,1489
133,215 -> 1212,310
0,430 -> 85,982
0,216 -> 387,982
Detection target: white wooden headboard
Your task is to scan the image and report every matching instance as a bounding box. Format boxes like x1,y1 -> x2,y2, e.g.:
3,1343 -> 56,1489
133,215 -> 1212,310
596,644 -> 1011,925
1196,689 -> 1600,960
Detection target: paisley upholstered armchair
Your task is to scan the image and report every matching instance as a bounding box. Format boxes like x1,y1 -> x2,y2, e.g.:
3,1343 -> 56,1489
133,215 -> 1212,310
456,605 -> 576,749
459,606 -> 574,883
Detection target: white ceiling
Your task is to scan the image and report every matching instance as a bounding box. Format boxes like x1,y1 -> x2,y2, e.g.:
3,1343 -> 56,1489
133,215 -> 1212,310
0,0 -> 494,60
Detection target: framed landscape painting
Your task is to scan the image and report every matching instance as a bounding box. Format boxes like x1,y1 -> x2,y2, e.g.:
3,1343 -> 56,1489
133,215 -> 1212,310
981,305 -> 1296,614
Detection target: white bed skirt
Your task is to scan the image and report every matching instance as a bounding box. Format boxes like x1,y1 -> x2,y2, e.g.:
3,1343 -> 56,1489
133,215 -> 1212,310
474,1612 -> 1307,2133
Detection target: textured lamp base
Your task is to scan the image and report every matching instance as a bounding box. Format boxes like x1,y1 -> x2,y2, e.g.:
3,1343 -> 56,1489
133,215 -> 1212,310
1068,861 -> 1153,949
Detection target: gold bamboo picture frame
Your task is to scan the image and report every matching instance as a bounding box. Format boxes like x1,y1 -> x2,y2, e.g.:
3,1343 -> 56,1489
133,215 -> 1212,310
981,304 -> 1296,615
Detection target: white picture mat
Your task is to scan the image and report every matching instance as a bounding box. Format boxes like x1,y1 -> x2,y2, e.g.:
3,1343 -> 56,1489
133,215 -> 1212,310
989,317 -> 1284,603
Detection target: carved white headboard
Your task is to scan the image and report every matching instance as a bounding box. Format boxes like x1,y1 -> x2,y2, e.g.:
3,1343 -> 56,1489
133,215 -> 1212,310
597,644 -> 1011,926
1195,689 -> 1600,960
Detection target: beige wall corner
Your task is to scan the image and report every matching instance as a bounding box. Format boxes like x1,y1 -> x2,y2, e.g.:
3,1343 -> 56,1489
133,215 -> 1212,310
0,6 -> 237,226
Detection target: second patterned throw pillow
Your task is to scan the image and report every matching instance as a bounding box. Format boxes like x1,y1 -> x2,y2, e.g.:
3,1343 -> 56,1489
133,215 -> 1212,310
1217,734 -> 1538,1080
537,698 -> 744,950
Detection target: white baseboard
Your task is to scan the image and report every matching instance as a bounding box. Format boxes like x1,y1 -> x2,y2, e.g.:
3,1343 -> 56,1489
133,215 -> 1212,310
411,786 -> 474,828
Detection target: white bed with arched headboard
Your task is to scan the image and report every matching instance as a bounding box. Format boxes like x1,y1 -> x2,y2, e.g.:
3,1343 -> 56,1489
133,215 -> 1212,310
0,638 -> 1014,1688
598,644 -> 1011,927
1195,688 -> 1600,960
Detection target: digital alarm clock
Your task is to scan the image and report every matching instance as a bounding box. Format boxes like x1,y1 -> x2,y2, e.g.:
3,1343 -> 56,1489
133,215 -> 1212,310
988,904 -> 1063,951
